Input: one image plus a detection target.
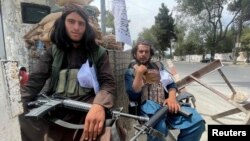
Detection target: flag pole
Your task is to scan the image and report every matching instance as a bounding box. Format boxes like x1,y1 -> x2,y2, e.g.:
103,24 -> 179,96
100,0 -> 106,35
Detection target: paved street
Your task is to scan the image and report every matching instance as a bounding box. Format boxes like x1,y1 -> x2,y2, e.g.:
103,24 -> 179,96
173,61 -> 250,141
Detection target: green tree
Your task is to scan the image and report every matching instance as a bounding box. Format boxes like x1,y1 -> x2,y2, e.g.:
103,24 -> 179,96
137,27 -> 163,57
217,29 -> 234,53
240,27 -> 250,62
154,3 -> 176,58
173,16 -> 187,56
176,0 -> 241,60
181,29 -> 204,55
105,11 -> 115,34
228,0 -> 250,63
138,27 -> 157,45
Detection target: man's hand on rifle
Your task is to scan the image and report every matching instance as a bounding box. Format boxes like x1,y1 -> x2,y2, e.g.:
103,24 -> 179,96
82,104 -> 105,141
163,88 -> 181,114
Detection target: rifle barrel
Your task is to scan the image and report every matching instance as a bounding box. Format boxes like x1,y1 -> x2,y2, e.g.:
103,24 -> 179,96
145,106 -> 168,127
63,99 -> 149,122
112,111 -> 149,122
63,99 -> 92,111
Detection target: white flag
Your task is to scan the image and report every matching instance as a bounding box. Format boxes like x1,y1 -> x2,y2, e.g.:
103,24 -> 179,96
112,0 -> 132,46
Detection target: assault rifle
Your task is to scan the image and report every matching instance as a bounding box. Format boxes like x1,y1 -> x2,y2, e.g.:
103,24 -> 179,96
25,94 -> 150,128
25,94 -> 192,139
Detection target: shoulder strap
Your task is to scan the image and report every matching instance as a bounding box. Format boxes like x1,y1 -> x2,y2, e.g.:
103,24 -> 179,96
89,46 -> 106,65
48,45 -> 64,94
51,45 -> 64,71
127,60 -> 136,69
151,61 -> 163,70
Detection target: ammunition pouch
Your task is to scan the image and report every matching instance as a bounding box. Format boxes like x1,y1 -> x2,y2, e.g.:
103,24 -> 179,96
56,69 -> 92,97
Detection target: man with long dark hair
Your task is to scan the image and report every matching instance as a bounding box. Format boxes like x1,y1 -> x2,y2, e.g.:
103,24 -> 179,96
20,3 -> 115,141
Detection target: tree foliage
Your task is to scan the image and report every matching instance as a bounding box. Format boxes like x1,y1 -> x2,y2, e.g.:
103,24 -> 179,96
241,27 -> 250,46
173,22 -> 186,56
154,3 -> 176,58
138,28 -> 157,45
228,0 -> 250,22
105,11 -> 115,34
227,0 -> 250,63
175,0 -> 241,60
240,26 -> 250,62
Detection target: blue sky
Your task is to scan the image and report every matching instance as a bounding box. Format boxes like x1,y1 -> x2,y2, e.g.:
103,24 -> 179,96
90,0 -> 177,47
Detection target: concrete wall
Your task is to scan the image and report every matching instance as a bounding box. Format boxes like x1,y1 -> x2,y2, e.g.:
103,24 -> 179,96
0,0 -> 48,141
174,53 -> 234,62
0,0 -> 50,68
0,61 -> 23,141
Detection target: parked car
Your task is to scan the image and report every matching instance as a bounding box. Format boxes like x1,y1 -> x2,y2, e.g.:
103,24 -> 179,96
200,58 -> 210,63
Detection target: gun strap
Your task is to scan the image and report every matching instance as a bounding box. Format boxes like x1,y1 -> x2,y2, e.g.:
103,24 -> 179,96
49,118 -> 115,129
148,127 -> 166,141
50,118 -> 83,129
50,118 -> 123,141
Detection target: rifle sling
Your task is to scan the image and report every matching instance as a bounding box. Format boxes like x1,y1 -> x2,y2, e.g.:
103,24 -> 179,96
49,118 -> 115,129
49,118 -> 123,141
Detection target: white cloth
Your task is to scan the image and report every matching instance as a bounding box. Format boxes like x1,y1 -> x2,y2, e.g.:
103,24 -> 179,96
77,60 -> 100,94
160,70 -> 174,93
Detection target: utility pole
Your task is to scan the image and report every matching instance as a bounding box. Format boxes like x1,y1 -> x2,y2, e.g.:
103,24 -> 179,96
100,0 -> 106,34
0,0 -> 6,59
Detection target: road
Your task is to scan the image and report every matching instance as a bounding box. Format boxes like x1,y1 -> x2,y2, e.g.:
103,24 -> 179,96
172,61 -> 250,141
173,61 -> 250,100
174,62 -> 250,90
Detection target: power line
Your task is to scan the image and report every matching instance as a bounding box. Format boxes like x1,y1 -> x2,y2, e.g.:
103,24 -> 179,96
126,0 -> 156,13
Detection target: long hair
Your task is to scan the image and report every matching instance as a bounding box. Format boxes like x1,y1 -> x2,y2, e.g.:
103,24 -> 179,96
50,4 -> 97,52
131,39 -> 155,60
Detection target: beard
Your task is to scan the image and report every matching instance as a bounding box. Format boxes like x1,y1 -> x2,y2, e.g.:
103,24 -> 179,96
135,58 -> 150,65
